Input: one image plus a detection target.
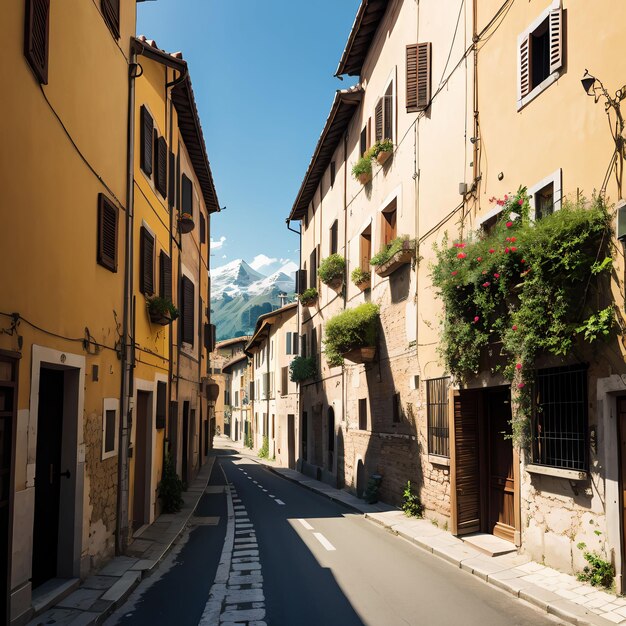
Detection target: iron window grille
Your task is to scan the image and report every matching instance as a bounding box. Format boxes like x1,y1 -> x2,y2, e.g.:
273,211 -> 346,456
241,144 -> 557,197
427,377 -> 450,457
532,364 -> 588,471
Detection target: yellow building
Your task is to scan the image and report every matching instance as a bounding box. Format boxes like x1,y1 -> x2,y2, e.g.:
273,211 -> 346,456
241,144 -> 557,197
0,1 -> 136,622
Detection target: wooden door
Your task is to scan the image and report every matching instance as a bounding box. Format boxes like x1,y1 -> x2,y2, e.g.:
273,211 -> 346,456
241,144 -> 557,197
287,414 -> 295,469
452,390 -> 481,535
487,389 -> 515,541
133,391 -> 150,529
617,396 -> 626,580
32,368 -> 64,588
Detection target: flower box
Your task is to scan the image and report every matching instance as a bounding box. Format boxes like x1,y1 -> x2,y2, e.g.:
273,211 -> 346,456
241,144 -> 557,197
179,213 -> 195,234
342,346 -> 376,364
358,172 -> 372,185
376,150 -> 392,166
326,276 -> 343,290
374,248 -> 414,278
355,278 -> 371,290
149,309 -> 173,325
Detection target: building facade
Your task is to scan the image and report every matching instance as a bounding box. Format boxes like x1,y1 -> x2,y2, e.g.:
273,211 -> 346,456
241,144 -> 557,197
223,354 -> 253,447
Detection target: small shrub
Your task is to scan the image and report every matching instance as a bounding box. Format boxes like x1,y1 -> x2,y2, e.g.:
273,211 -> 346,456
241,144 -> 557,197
370,235 -> 415,267
147,295 -> 179,320
351,267 -> 371,286
352,156 -> 372,180
290,355 -> 317,382
258,436 -> 269,459
318,254 -> 346,285
576,543 -> 614,589
363,474 -> 382,504
298,287 -> 318,306
324,303 -> 380,367
402,480 -> 423,518
158,453 -> 184,513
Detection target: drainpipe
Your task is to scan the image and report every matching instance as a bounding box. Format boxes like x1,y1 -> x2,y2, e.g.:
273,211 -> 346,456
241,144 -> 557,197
342,131 -> 348,436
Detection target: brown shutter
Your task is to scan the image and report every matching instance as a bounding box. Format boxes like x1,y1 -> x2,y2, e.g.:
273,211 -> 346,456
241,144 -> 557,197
159,251 -> 172,301
140,106 -> 153,176
97,194 -> 118,272
375,99 -> 383,142
168,151 -> 175,208
519,35 -> 531,99
140,227 -> 154,295
406,44 -> 418,111
282,366 -> 289,396
101,0 -> 120,39
548,7 -> 563,74
155,381 -> 167,429
383,90 -> 393,141
155,136 -> 168,197
181,276 -> 195,345
200,213 -> 206,244
24,0 -> 50,84
416,42 -> 432,111
295,269 -> 307,294
181,173 -> 193,215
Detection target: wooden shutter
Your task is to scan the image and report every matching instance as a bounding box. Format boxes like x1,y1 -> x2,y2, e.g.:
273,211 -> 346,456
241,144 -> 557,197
383,86 -> 393,140
140,106 -> 153,176
181,276 -> 195,345
375,99 -> 383,142
97,194 -> 118,272
168,151 -> 175,208
295,269 -> 307,294
159,251 -> 172,301
330,161 -> 336,187
155,136 -> 168,197
200,213 -> 206,244
282,367 -> 289,396
451,390 -> 481,535
204,323 -> 216,352
292,334 -> 299,355
140,227 -> 154,295
286,332 -> 292,355
181,173 -> 193,215
360,127 -> 367,157
407,43 -> 431,112
101,0 -> 120,39
155,381 -> 167,430
309,248 -> 317,288
24,0 -> 50,84
519,35 -> 531,99
548,7 -> 563,74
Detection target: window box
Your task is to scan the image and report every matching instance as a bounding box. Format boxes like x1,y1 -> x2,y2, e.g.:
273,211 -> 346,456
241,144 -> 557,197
319,254 -> 345,290
324,303 -> 379,367
147,296 -> 178,326
376,149 -> 392,166
374,247 -> 415,278
526,464 -> 588,481
342,345 -> 376,364
298,288 -> 318,307
179,213 -> 195,234
358,172 -> 372,185
351,268 -> 371,291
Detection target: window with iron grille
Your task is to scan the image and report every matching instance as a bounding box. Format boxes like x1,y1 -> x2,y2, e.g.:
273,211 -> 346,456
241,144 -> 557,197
427,377 -> 450,457
532,364 -> 588,471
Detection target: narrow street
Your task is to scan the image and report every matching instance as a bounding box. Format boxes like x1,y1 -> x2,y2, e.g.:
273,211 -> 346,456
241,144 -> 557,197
107,447 -> 562,626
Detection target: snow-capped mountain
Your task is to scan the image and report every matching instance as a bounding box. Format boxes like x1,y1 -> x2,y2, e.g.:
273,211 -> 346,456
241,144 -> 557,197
210,259 -> 297,341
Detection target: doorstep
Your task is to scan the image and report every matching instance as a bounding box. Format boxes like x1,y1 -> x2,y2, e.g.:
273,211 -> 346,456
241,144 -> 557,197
31,578 -> 80,615
462,533 -> 518,557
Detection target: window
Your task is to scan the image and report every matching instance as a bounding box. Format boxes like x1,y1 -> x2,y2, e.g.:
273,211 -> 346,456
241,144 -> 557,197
427,377 -> 450,457
286,332 -> 299,355
360,225 -> 372,271
270,340 -> 273,361
159,251 -> 172,300
532,364 -> 588,471
295,269 -> 307,295
155,136 -> 168,197
24,0 -> 50,84
140,106 -> 153,177
518,3 -> 563,109
156,381 -> 167,429
200,213 -> 206,244
406,42 -> 431,112
392,392 -> 401,423
330,220 -> 338,255
102,398 -> 119,460
181,275 -> 195,345
281,366 -> 289,397
262,373 -> 269,398
234,391 -> 239,407
528,169 -> 562,220
204,323 -> 215,352
358,398 -> 368,431
181,173 -> 193,218
360,126 -> 368,157
140,226 -> 155,295
101,0 -> 120,39
381,199 -> 397,247
270,373 -> 274,397
301,333 -> 307,357
249,381 -> 254,401
311,327 -> 317,360
309,248 -> 318,288
224,389 -> 230,405
330,161 -> 336,188
97,194 -> 118,273
375,82 -> 394,142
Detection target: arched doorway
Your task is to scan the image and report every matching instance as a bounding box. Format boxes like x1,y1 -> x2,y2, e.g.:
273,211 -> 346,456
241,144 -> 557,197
356,459 -> 365,498
327,407 -> 335,471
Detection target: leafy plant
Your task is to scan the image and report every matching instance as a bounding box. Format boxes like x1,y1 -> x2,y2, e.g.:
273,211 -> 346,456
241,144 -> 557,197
147,295 -> 179,320
258,436 -> 269,459
352,156 -> 372,180
368,138 -> 394,159
576,542 -> 614,588
318,254 -> 346,285
351,267 -> 371,286
289,355 -> 317,382
298,287 -> 319,306
370,235 -> 415,267
402,480 -> 423,518
244,431 -> 253,449
158,453 -> 184,513
324,303 -> 379,367
363,474 -> 382,504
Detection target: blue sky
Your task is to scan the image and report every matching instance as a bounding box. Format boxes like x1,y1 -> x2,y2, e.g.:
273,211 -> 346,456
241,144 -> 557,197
137,0 -> 360,276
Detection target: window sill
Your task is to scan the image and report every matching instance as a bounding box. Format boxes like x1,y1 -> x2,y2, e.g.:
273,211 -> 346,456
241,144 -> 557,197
517,71 -> 560,111
428,454 -> 450,467
526,464 -> 588,481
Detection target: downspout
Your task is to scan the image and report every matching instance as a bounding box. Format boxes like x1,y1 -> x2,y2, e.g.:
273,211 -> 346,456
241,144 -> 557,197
342,131 -> 348,435
266,336 -> 270,445
167,71 -> 175,461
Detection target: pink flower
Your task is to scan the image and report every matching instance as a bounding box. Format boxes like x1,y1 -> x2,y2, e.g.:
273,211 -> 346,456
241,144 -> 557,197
518,198 -> 523,206
512,325 -> 518,331
457,252 -> 467,259
451,270 -> 458,276
482,270 -> 487,275
516,363 -> 522,370
505,237 -> 511,242
482,281 -> 491,287
489,248 -> 495,254
497,200 -> 504,206
506,221 -> 513,228
473,316 -> 480,323
477,257 -> 482,262
493,273 -> 500,278
517,382 -> 525,389
505,247 -> 510,254
504,194 -> 509,201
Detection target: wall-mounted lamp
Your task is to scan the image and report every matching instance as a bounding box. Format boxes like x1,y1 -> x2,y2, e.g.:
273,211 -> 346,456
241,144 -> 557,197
581,70 -> 597,99
469,136 -> 479,144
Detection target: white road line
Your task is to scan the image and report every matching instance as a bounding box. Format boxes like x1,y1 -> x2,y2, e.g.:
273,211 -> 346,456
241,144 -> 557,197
313,532 -> 336,551
274,499 -> 286,506
253,481 -> 258,484
262,489 -> 268,492
298,519 -> 314,531
269,495 -> 275,498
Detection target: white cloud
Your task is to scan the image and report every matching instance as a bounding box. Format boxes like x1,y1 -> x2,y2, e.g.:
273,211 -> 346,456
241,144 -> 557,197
221,254 -> 227,259
210,236 -> 226,250
250,254 -> 278,271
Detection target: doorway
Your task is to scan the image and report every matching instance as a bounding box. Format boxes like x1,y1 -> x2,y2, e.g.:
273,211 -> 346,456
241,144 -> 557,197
133,390 -> 153,530
287,414 -> 295,469
327,407 -> 335,471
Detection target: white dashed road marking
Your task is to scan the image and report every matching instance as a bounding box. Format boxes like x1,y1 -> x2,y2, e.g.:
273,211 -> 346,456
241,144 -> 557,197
298,519 -> 314,531
274,499 -> 285,506
313,533 -> 336,551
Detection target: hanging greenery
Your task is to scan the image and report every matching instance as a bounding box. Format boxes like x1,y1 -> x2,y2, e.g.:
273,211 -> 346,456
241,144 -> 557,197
431,189 -> 613,446
324,303 -> 380,367
289,355 -> 317,383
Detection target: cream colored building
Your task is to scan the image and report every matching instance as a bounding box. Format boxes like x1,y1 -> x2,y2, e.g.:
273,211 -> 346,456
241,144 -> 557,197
289,0 -> 626,588
223,353 -> 253,446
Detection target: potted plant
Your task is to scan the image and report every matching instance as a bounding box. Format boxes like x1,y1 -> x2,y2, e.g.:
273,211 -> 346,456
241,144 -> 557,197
351,267 -> 371,289
147,295 -> 179,325
371,138 -> 394,166
324,303 -> 380,366
352,156 -> 372,185
158,453 -> 184,513
289,355 -> 317,383
370,235 -> 416,278
298,287 -> 319,307
179,212 -> 195,234
319,254 -> 346,289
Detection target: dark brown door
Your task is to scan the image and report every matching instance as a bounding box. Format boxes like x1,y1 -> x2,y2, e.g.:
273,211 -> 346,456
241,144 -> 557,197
169,400 -> 178,468
182,401 -> 189,485
287,414 -> 295,469
486,388 -> 515,541
617,397 -> 626,581
453,390 -> 481,535
133,391 -> 150,530
32,368 -> 64,588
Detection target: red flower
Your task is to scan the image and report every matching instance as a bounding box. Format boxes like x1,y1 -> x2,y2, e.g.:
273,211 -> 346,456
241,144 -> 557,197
515,363 -> 522,370
504,194 -> 509,201
473,316 -> 480,323
505,237 -> 511,242
451,271 -> 458,276
512,325 -> 518,331
482,281 -> 491,287
477,257 -> 482,262
521,259 -> 526,264
505,247 -> 510,253
510,246 -> 517,252
510,237 -> 517,242
506,221 -> 513,228
489,248 -> 495,254
517,382 -> 525,389
457,252 -> 467,259
518,198 -> 523,206
493,273 -> 500,278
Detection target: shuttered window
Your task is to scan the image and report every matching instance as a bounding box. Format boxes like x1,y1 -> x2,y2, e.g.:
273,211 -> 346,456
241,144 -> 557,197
155,381 -> 167,430
181,276 -> 195,345
155,136 -> 168,197
295,269 -> 307,295
309,248 -> 317,289
360,126 -> 367,157
97,194 -> 118,272
140,227 -> 155,295
406,42 -> 431,112
427,377 -> 450,457
281,366 -> 289,397
159,251 -> 172,301
200,213 -> 206,244
168,151 -> 175,208
181,173 -> 193,216
101,0 -> 120,39
375,83 -> 394,143
375,99 -> 383,142
330,220 -> 338,255
204,323 -> 216,352
140,106 -> 153,177
24,0 -> 50,84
